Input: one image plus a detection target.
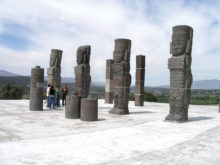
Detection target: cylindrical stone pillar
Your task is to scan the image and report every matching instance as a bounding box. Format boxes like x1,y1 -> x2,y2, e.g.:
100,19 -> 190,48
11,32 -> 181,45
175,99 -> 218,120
105,59 -> 113,103
80,98 -> 98,121
29,66 -> 44,111
135,55 -> 145,106
65,95 -> 81,119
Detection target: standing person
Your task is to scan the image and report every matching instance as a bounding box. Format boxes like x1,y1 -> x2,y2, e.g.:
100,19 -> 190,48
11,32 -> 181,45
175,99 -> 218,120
49,85 -> 56,109
56,86 -> 61,107
61,85 -> 68,106
46,84 -> 51,108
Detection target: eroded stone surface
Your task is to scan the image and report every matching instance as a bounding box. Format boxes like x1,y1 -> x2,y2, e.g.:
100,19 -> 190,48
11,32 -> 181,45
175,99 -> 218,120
135,55 -> 145,106
80,98 -> 98,121
105,59 -> 113,103
29,66 -> 44,111
74,45 -> 91,98
166,25 -> 193,121
47,49 -> 62,87
109,39 -> 131,115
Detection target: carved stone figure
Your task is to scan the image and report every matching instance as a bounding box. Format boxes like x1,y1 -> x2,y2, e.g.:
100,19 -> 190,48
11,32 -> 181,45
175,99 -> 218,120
109,39 -> 131,115
29,66 -> 44,111
165,25 -> 193,121
74,45 -> 91,98
105,59 -> 113,103
47,49 -> 62,87
135,55 -> 145,106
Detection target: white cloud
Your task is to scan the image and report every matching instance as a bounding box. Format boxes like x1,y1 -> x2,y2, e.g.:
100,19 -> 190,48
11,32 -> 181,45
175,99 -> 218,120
0,0 -> 219,86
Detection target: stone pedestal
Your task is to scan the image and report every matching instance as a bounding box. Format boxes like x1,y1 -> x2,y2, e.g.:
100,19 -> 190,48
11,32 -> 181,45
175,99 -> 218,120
135,55 -> 145,106
105,59 -> 113,103
165,25 -> 193,122
29,66 -> 44,111
65,95 -> 81,119
109,38 -> 131,115
80,98 -> 98,121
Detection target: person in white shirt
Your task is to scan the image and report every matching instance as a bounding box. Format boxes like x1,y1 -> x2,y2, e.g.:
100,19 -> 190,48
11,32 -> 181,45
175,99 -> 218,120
47,84 -> 51,107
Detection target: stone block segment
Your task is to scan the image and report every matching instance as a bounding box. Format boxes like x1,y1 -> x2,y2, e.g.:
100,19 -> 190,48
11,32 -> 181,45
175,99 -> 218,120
135,94 -> 144,106
65,95 -> 81,119
80,98 -> 98,121
29,66 -> 44,111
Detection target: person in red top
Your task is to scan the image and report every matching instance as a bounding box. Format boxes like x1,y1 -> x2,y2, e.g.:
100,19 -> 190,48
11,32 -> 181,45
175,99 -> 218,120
61,85 -> 68,106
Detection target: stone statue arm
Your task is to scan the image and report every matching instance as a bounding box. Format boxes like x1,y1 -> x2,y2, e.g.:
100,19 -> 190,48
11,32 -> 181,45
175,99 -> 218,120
124,50 -> 129,61
185,40 -> 192,55
185,55 -> 193,88
169,42 -> 172,54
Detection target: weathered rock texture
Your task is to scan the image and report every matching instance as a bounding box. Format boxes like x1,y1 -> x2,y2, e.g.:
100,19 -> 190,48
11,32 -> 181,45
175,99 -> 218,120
74,45 -> 91,98
109,39 -> 131,115
135,55 -> 145,106
165,25 -> 193,121
80,98 -> 98,121
65,95 -> 81,119
47,49 -> 62,87
29,66 -> 44,111
105,59 -> 113,103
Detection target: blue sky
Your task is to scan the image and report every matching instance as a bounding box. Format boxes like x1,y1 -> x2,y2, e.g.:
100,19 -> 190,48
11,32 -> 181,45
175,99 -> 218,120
0,0 -> 219,86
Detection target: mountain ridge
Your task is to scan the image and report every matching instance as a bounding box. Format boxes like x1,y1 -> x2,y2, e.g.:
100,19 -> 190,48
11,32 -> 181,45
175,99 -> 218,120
0,70 -> 219,89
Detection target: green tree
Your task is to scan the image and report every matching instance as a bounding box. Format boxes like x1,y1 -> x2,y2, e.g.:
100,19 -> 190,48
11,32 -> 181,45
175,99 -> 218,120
129,92 -> 157,102
0,83 -> 24,99
144,92 -> 157,102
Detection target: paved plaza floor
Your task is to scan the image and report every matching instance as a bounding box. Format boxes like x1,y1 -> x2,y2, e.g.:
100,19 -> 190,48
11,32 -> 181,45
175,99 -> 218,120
0,100 -> 219,164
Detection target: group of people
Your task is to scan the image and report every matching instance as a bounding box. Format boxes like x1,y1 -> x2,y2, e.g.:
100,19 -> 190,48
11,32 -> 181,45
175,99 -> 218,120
46,84 -> 68,109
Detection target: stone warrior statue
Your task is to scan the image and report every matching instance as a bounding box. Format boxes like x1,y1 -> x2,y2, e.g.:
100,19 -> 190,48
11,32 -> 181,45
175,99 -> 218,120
165,25 -> 193,121
74,45 -> 91,98
47,49 -> 63,87
109,39 -> 131,115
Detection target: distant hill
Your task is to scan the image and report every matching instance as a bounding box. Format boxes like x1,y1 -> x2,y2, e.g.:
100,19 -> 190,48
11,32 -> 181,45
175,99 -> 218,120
0,70 -> 21,76
192,79 -> 219,89
0,70 -> 219,89
44,76 -> 75,84
156,79 -> 220,89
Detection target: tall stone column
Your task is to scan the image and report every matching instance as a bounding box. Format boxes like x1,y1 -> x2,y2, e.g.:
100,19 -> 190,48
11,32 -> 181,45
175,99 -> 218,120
109,38 -> 131,115
29,66 -> 44,111
135,55 -> 145,106
74,45 -> 91,98
47,49 -> 62,87
165,25 -> 193,121
105,59 -> 113,103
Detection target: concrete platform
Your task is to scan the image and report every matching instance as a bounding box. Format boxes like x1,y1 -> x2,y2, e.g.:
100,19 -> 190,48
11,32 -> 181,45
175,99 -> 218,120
0,100 -> 219,165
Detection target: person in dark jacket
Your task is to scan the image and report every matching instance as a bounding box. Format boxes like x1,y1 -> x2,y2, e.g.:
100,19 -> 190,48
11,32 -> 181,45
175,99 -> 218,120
48,85 -> 56,109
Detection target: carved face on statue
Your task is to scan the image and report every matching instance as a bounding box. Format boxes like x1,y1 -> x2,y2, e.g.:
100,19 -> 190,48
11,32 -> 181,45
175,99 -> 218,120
77,52 -> 84,64
50,56 -> 56,67
113,51 -> 124,63
171,40 -> 187,56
